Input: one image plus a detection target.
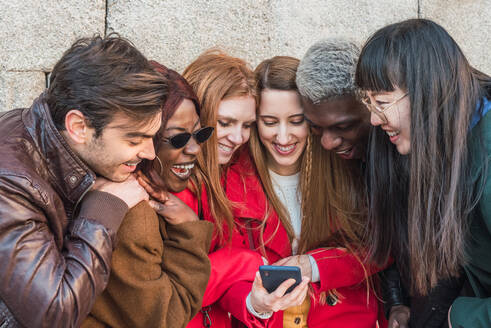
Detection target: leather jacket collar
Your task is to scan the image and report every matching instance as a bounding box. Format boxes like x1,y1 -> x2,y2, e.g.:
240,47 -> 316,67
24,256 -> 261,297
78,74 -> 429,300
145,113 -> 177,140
22,92 -> 95,205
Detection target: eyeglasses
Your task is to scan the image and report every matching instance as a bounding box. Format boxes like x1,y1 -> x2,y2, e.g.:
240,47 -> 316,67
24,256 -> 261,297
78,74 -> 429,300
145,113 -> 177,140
361,93 -> 408,123
163,126 -> 214,149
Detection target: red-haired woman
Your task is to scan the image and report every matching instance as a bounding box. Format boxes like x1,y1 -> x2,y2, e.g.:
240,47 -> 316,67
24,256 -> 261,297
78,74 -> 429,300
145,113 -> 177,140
179,50 -> 309,327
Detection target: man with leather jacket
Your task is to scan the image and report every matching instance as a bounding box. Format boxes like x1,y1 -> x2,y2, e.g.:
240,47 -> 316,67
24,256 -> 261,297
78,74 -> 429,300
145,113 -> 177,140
0,34 -> 167,327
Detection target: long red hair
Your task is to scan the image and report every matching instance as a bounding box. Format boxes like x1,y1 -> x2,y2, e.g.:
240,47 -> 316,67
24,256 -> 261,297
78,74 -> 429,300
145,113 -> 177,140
182,49 -> 256,243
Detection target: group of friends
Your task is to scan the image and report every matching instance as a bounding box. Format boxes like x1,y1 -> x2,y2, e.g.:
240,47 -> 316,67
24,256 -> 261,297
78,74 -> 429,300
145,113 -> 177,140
0,18 -> 489,328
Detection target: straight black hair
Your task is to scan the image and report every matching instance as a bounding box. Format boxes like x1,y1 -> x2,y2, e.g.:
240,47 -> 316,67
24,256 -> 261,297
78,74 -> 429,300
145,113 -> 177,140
356,18 -> 490,295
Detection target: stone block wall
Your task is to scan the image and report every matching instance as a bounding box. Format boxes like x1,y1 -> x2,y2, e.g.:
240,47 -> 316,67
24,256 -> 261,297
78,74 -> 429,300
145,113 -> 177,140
1,0 -> 489,111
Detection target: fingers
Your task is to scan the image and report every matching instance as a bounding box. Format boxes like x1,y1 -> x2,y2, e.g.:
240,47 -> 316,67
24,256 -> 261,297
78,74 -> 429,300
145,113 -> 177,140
251,273 -> 310,313
147,187 -> 168,203
136,173 -> 167,200
252,271 -> 264,291
149,200 -> 167,215
273,257 -> 289,266
276,276 -> 309,311
137,174 -> 155,194
272,278 -> 297,298
268,276 -> 309,312
274,255 -> 302,267
165,192 -> 181,203
92,174 -> 148,208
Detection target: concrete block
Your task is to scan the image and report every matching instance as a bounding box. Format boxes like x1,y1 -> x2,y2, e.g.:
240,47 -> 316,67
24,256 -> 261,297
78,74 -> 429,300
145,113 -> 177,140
268,0 -> 418,62
107,0 -> 271,71
420,0 -> 491,74
0,71 -> 46,112
0,73 -> 5,112
0,0 -> 105,71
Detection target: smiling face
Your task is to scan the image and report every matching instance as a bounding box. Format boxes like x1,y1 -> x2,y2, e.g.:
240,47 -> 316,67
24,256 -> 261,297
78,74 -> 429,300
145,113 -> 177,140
155,99 -> 201,192
365,86 -> 411,155
216,95 -> 256,165
77,111 -> 162,182
302,95 -> 371,160
257,89 -> 308,175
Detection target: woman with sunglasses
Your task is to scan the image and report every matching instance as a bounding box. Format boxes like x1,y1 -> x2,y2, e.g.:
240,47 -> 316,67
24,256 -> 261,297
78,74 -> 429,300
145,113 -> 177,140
356,19 -> 491,327
82,62 -> 215,328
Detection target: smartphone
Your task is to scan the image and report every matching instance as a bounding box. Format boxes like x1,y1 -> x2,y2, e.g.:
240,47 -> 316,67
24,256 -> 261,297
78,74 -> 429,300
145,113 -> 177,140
259,265 -> 302,294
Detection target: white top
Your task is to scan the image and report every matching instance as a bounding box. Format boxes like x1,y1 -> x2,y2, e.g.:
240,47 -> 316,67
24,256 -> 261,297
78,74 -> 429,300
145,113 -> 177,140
269,169 -> 302,254
268,169 -> 320,282
245,169 -> 320,318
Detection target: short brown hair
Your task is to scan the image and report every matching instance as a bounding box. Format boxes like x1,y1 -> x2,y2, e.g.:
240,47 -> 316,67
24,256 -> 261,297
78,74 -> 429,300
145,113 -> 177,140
46,33 -> 168,137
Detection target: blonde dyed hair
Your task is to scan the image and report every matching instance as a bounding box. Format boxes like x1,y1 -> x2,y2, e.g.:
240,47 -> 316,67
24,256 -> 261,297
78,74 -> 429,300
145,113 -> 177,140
182,49 -> 256,244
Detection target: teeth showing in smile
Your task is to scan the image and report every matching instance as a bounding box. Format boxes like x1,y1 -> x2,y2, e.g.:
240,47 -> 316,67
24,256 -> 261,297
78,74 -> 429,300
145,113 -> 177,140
124,161 -> 141,167
336,148 -> 351,155
218,144 -> 233,153
276,144 -> 295,152
386,131 -> 400,137
171,163 -> 194,179
173,163 -> 195,170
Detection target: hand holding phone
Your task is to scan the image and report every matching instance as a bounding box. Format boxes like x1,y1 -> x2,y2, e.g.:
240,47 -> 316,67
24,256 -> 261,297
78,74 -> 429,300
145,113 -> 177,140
249,266 -> 309,314
259,265 -> 302,294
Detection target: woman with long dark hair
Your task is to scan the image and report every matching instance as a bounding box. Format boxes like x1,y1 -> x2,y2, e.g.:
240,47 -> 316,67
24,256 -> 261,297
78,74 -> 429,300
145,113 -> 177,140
356,19 -> 491,327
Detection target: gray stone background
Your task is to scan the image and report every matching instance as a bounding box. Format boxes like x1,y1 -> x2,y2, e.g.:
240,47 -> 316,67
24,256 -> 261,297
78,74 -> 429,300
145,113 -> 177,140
1,0 -> 490,111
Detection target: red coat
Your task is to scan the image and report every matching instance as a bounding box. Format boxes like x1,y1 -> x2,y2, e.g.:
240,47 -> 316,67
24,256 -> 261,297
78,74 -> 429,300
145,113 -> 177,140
226,150 -> 387,328
176,185 -> 269,328
176,149 -> 387,328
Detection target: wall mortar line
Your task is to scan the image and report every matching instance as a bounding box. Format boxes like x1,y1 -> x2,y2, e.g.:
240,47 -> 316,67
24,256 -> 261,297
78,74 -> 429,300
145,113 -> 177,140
104,0 -> 109,37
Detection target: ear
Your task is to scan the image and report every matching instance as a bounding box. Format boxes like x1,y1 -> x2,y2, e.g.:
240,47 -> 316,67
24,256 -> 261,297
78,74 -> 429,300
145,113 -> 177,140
64,110 -> 91,144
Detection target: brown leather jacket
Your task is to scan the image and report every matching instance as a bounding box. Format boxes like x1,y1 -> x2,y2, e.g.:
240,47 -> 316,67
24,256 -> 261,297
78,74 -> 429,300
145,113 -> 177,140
0,94 -> 129,328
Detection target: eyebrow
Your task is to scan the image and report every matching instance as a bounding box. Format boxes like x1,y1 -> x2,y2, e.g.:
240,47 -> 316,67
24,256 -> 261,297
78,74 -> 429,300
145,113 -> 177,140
124,131 -> 156,139
217,116 -> 237,123
332,118 -> 358,126
165,119 -> 200,132
371,91 -> 391,96
260,113 -> 303,119
113,120 -> 160,138
219,116 -> 256,124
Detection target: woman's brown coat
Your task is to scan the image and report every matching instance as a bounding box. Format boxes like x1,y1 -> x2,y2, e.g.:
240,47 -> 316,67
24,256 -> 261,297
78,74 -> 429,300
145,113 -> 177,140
82,201 -> 213,328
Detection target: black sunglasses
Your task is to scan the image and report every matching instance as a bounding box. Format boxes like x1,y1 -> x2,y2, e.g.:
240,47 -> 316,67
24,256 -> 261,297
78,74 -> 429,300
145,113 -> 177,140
163,126 -> 214,149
